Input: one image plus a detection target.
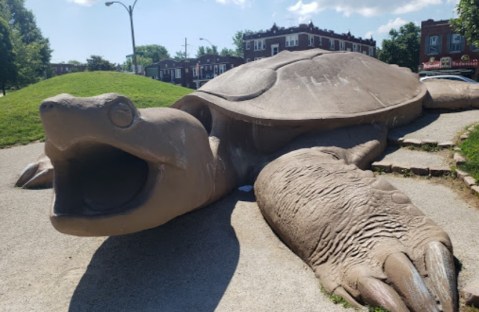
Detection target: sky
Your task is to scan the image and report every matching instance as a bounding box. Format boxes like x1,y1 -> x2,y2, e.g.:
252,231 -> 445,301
24,0 -> 459,64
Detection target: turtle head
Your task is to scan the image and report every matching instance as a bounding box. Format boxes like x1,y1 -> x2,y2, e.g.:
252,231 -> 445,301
40,93 -> 215,236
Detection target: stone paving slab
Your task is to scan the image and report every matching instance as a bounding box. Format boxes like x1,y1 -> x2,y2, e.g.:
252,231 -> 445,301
389,110 -> 479,146
372,147 -> 451,176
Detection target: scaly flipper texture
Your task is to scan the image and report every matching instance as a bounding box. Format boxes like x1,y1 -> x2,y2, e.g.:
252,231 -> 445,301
255,147 -> 457,312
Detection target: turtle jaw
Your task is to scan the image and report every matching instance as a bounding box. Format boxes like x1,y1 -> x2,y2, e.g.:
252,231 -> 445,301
46,141 -> 162,236
39,94 -> 217,236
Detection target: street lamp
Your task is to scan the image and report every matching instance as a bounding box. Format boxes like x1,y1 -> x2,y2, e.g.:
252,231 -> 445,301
105,0 -> 139,74
199,37 -> 215,53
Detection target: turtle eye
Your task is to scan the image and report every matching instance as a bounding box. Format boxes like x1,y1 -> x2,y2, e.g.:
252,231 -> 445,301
109,102 -> 134,128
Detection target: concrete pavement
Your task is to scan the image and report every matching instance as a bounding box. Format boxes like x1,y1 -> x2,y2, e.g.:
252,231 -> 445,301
1,141 -> 479,311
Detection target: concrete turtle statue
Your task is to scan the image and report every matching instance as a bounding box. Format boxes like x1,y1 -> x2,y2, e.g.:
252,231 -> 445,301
17,49 -> 479,311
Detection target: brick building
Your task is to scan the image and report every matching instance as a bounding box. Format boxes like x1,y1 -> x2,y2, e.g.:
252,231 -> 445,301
145,55 -> 244,89
243,22 -> 376,62
50,63 -> 86,76
420,19 -> 479,78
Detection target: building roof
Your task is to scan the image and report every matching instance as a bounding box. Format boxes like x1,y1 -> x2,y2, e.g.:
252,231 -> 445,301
244,22 -> 376,46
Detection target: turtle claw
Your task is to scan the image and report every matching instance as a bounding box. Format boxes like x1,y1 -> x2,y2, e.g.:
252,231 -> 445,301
384,252 -> 438,312
425,242 -> 458,312
357,276 -> 409,312
15,155 -> 53,189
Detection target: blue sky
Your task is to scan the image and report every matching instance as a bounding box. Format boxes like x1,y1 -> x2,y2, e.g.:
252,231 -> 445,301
24,0 -> 459,64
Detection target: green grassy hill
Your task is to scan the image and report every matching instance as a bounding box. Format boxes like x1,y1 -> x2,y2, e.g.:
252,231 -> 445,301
0,71 -> 192,148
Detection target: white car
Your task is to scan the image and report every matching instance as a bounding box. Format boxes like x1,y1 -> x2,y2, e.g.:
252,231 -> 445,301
420,75 -> 478,83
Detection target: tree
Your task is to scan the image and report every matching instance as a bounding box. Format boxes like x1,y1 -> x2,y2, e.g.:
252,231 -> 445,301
174,50 -> 186,60
86,55 -> 116,71
1,0 -> 51,87
135,44 -> 170,63
122,44 -> 170,71
232,30 -> 253,58
378,22 -> 420,72
196,45 -> 218,58
220,48 -> 235,57
451,0 -> 479,47
0,17 -> 16,95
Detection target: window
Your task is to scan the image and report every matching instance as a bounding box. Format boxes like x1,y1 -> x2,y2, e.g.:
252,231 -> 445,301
339,41 -> 345,51
329,38 -> 335,50
271,44 -> 279,56
427,35 -> 441,55
309,35 -> 314,46
254,39 -> 265,51
285,34 -> 299,47
449,33 -> 463,53
245,40 -> 251,50
175,69 -> 181,79
219,64 -> 226,73
369,46 -> 374,56
353,43 -> 358,52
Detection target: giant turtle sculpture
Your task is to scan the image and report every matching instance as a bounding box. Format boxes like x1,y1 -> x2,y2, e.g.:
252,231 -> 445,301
17,49 -> 479,311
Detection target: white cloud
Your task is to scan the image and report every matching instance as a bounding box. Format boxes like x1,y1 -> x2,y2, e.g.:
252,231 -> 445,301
377,17 -> 408,34
394,0 -> 442,14
215,0 -> 250,8
288,0 -> 322,16
68,0 -> 97,6
287,0 -> 448,18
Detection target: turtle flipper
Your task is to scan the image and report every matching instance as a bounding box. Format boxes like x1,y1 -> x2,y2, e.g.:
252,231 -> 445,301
255,148 -> 458,312
16,155 -> 53,189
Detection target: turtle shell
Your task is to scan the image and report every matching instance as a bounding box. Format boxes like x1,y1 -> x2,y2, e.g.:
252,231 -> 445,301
173,49 -> 426,129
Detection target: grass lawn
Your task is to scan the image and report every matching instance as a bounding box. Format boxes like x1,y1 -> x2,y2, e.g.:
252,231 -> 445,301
0,71 -> 192,148
459,124 -> 479,181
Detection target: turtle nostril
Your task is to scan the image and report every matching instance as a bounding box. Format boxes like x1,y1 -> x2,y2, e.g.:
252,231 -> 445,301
40,102 -> 56,111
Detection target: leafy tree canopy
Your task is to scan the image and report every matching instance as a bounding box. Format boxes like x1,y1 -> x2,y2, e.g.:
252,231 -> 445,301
232,30 -> 253,58
174,50 -> 186,60
0,17 -> 16,95
0,0 -> 51,87
220,47 -> 235,57
123,44 -> 170,71
378,22 -> 420,72
87,55 -> 116,71
135,44 -> 170,63
196,45 -> 219,58
451,0 -> 479,47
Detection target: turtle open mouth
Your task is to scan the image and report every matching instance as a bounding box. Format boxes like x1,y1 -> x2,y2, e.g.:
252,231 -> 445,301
51,142 -> 155,217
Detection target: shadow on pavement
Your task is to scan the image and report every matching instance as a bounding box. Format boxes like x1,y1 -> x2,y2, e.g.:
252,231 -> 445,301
388,111 -> 441,140
69,192 -> 248,312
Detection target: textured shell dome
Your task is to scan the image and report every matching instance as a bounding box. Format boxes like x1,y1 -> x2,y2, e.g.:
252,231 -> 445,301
173,49 -> 426,128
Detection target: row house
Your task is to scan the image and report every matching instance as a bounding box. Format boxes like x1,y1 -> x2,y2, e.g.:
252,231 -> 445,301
145,55 -> 244,89
50,63 -> 86,76
420,19 -> 479,78
243,22 -> 376,62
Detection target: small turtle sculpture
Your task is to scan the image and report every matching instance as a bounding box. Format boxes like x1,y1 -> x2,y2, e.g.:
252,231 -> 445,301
17,49 -> 479,312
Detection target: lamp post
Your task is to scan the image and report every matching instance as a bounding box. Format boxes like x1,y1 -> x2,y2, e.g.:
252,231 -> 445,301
199,37 -> 215,54
105,0 -> 138,74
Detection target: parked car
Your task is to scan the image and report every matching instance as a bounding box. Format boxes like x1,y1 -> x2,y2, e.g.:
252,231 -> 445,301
420,75 -> 478,83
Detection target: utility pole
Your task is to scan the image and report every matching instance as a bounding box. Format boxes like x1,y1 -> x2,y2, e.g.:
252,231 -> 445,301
181,38 -> 192,87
